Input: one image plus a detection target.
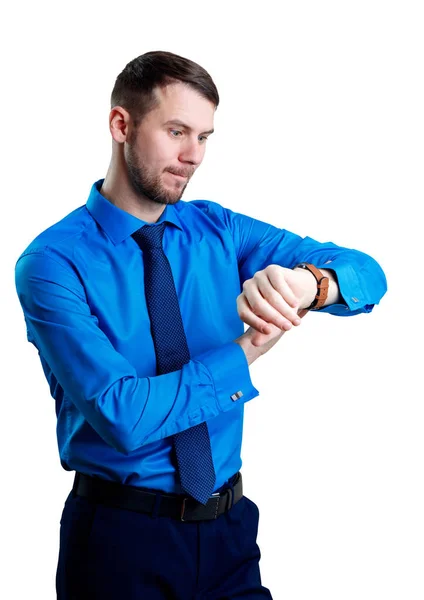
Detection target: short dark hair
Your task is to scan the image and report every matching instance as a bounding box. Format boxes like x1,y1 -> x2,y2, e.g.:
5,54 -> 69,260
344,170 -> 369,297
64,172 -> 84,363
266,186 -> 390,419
111,51 -> 219,126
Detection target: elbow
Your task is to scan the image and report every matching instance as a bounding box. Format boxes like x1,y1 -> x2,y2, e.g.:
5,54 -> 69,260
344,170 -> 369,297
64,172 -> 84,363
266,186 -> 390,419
92,376 -> 151,454
97,422 -> 144,455
110,426 -> 144,455
367,256 -> 388,303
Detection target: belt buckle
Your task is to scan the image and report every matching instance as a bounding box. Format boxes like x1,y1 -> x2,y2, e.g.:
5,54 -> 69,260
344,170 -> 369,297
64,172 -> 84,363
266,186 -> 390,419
225,487 -> 234,511
180,494 -> 221,522
180,497 -> 189,522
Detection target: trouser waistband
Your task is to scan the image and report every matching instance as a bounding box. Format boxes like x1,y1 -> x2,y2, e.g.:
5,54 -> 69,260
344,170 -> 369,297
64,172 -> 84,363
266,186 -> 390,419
73,472 -> 243,522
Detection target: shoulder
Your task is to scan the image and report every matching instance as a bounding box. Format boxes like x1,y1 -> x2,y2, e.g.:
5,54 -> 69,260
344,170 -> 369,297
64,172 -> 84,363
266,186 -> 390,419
15,205 -> 94,266
179,198 -> 225,215
176,198 -> 235,230
14,206 -> 97,297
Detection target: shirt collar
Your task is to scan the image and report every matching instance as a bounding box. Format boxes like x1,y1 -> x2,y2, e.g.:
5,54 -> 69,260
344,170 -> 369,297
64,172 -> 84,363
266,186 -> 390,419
86,179 -> 184,245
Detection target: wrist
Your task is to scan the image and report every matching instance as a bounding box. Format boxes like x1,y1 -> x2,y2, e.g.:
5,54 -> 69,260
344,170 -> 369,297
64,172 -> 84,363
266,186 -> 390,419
293,263 -> 330,310
293,267 -> 317,309
234,334 -> 261,366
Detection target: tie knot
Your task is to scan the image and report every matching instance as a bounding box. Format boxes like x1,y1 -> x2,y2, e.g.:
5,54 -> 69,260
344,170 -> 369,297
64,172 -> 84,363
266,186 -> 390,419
131,222 -> 166,251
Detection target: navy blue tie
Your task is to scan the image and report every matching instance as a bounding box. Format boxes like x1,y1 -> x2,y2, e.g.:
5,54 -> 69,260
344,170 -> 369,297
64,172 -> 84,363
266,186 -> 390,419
132,222 -> 216,504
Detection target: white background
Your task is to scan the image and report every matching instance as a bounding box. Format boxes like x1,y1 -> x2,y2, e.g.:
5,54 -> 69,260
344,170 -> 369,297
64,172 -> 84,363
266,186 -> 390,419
2,1 -> 423,598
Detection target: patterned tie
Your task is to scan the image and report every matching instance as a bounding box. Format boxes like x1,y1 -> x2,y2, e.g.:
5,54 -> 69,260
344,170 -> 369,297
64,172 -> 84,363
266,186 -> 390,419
131,222 -> 216,504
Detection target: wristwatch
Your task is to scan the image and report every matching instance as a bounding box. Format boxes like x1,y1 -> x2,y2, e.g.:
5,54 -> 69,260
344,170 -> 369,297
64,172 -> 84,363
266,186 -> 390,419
294,263 -> 329,310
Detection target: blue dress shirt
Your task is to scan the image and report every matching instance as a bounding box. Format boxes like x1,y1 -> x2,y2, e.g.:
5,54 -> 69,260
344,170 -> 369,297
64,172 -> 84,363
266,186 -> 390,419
15,179 -> 387,493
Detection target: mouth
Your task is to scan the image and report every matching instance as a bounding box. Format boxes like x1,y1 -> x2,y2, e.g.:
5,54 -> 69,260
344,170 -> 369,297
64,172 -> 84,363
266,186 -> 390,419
166,170 -> 190,180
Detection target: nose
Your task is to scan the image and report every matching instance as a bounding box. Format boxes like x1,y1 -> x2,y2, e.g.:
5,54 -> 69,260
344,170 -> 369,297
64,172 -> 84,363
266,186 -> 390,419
178,137 -> 204,167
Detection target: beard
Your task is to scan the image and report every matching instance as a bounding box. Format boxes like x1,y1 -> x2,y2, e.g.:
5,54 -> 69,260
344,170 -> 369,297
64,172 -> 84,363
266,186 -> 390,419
125,143 -> 190,206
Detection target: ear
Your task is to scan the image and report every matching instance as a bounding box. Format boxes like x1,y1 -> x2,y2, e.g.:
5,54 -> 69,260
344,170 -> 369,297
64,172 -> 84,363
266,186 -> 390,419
109,107 -> 132,143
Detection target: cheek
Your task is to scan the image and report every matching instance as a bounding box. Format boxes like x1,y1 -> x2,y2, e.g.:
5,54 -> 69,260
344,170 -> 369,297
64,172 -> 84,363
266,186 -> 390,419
151,134 -> 177,169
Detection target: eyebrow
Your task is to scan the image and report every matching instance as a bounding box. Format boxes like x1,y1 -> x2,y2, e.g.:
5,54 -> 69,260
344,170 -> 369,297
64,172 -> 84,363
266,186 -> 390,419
164,119 -> 214,136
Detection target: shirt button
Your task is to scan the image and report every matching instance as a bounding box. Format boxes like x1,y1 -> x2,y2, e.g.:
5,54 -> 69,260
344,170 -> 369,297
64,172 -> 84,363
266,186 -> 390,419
352,297 -> 359,303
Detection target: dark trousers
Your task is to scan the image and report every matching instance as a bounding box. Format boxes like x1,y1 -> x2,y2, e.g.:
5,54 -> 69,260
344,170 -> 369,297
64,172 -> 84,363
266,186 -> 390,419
56,488 -> 273,599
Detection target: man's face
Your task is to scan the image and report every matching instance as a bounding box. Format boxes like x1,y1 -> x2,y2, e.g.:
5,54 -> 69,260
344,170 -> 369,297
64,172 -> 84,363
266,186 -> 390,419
124,82 -> 215,206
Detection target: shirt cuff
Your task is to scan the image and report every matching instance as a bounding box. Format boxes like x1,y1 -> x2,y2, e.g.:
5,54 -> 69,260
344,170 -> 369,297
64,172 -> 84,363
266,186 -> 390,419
195,341 -> 260,412
315,261 -> 372,314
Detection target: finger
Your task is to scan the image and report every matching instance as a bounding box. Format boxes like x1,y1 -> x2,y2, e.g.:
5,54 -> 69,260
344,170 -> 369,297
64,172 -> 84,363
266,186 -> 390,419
254,309 -> 308,342
262,270 -> 303,322
265,267 -> 299,308
250,330 -> 268,346
250,326 -> 285,347
237,293 -> 278,333
256,277 -> 302,327
243,282 -> 298,330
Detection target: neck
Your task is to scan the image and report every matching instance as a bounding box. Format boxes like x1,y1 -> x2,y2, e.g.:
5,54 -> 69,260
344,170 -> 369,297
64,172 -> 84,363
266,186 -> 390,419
100,160 -> 165,224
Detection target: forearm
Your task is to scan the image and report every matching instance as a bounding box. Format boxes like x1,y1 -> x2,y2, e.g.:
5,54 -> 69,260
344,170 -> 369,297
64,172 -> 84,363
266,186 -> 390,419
234,326 -> 286,365
314,267 -> 341,308
234,335 -> 261,366
33,330 -> 259,454
293,266 -> 341,310
295,257 -> 387,315
290,245 -> 386,315
320,268 -> 341,306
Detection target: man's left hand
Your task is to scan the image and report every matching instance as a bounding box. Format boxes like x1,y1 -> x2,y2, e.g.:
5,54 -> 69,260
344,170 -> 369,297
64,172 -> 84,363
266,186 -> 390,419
236,264 -> 316,346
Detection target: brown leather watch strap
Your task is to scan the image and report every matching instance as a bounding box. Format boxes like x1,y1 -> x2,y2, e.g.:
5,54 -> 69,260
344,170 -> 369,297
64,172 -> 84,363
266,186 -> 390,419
294,263 -> 329,310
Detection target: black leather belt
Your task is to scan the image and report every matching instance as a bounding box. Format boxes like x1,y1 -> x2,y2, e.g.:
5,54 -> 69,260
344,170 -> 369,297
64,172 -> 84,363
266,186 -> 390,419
73,472 -> 243,522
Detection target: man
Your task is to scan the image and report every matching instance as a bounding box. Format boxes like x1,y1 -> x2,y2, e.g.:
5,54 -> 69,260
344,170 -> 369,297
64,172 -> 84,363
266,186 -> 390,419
15,51 -> 387,599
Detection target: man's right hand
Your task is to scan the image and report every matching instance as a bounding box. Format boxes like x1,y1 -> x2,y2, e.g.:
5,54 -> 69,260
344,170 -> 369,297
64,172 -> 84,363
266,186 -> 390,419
234,309 -> 308,365
234,323 -> 286,366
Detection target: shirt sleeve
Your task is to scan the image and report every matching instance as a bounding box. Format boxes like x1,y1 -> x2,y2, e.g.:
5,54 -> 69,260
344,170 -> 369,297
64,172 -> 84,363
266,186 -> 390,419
15,250 -> 259,454
220,205 -> 387,315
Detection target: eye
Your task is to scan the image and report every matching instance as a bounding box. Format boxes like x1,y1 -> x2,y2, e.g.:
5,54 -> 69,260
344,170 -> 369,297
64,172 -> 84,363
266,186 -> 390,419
198,136 -> 208,143
170,129 -> 182,137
